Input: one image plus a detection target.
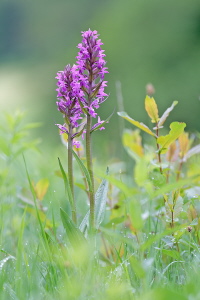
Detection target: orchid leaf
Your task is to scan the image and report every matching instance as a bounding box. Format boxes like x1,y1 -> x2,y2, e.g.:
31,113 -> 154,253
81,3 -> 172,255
72,150 -> 93,192
79,172 -> 109,232
95,172 -> 109,229
117,112 -> 156,136
145,95 -> 159,123
60,208 -> 86,247
157,122 -> 186,154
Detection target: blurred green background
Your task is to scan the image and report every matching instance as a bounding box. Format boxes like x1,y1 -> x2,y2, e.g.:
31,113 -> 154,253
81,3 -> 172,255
0,0 -> 200,158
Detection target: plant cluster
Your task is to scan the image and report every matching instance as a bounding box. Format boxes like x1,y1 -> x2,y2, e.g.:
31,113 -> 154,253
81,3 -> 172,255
1,30 -> 200,300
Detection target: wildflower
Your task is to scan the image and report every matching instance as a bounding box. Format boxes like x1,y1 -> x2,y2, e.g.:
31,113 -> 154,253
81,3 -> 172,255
56,64 -> 84,127
76,29 -> 108,119
56,64 -> 84,146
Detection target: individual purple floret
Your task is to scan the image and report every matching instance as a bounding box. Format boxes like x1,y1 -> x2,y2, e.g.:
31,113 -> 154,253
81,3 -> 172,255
76,29 -> 108,119
55,64 -> 84,146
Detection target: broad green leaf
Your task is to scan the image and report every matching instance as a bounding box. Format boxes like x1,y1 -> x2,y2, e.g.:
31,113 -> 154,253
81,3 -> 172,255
95,175 -> 109,229
157,122 -> 186,154
34,178 -> 49,201
72,150 -> 93,192
144,95 -> 159,123
158,101 -> 178,127
58,158 -> 74,209
117,112 -> 156,136
60,208 -> 86,247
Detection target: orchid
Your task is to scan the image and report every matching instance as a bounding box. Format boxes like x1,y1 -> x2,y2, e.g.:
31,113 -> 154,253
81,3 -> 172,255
56,64 -> 84,147
76,29 -> 108,119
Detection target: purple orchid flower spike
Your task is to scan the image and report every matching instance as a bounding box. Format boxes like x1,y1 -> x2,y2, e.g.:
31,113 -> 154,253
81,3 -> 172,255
55,64 -> 85,147
76,29 -> 108,121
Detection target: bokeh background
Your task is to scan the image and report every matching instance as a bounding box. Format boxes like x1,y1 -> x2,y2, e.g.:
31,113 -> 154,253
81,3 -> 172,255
1,0 -> 200,159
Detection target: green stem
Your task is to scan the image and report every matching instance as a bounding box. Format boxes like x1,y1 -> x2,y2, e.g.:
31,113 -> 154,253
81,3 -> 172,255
86,113 -> 95,228
68,124 -> 77,224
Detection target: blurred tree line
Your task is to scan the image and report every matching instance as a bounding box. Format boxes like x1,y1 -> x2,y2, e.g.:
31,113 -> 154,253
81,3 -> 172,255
0,0 -> 200,158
